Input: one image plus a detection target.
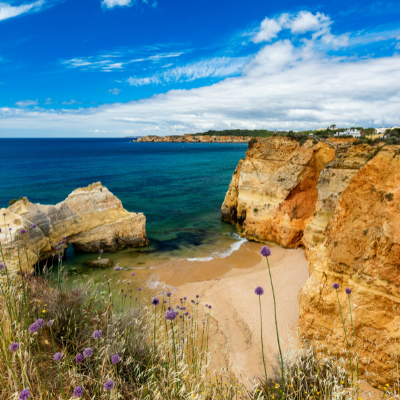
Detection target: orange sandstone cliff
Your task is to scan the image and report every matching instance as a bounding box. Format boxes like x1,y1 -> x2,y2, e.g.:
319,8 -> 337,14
298,144 -> 400,386
221,137 -> 335,247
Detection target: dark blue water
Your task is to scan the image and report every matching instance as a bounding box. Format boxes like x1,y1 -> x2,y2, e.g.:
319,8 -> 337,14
0,139 -> 247,260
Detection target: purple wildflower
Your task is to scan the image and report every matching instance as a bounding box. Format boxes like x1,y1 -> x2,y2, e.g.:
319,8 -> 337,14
20,229 -> 26,235
208,305 -> 212,309
99,249 -> 103,254
167,306 -> 171,310
9,343 -> 19,352
58,256 -> 62,261
124,294 -> 127,297
131,272 -> 135,276
47,320 -> 54,327
53,352 -> 63,362
164,300 -> 167,304
73,386 -> 84,398
188,316 -> 191,320
135,298 -> 137,301
2,213 -> 5,216
346,288 -> 352,295
255,286 -> 264,296
104,380 -> 114,391
0,263 -> 4,271
152,297 -> 160,306
19,389 -> 31,400
76,353 -> 84,363
179,315 -> 182,318
165,309 -> 177,321
138,287 -> 141,291
167,292 -> 172,297
83,348 -> 93,358
196,294 -> 199,298
29,322 -> 40,333
114,267 -> 121,271
260,246 -> 271,257
181,306 -> 186,310
185,312 -> 189,316
37,319 -> 44,327
92,330 -> 102,340
111,354 -> 120,364
184,296 -> 187,300
332,283 -> 340,290
31,223 -> 37,229
62,236 -> 66,240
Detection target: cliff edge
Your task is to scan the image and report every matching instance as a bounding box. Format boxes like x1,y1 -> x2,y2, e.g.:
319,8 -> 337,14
221,137 -> 335,247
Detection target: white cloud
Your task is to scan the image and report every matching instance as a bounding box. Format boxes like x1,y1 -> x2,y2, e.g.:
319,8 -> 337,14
253,11 -> 348,49
102,0 -> 131,8
15,99 -> 38,107
109,88 -> 121,95
62,100 -> 81,105
0,0 -> 44,21
2,11 -> 400,136
128,57 -> 248,86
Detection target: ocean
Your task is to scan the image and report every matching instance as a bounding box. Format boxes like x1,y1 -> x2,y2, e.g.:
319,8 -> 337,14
0,139 -> 248,275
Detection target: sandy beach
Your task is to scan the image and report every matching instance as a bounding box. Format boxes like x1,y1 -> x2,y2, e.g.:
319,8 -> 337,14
170,242 -> 310,381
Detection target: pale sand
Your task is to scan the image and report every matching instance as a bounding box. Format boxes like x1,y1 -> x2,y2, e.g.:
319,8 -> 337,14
173,242 -> 310,381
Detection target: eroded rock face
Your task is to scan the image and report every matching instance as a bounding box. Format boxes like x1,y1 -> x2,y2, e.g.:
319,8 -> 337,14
299,145 -> 400,386
0,183 -> 149,272
221,137 -> 335,247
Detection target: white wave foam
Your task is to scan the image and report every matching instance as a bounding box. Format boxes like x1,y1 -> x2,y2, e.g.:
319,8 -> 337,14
186,236 -> 247,262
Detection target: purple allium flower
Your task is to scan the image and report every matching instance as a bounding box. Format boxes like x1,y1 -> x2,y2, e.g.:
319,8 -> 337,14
208,305 -> 212,309
346,288 -> 352,295
185,312 -> 189,316
9,342 -> 19,352
255,286 -> 264,296
83,348 -> 93,358
19,389 -> 31,400
114,267 -> 121,271
165,309 -> 177,321
202,320 -> 205,324
124,294 -> 127,297
205,304 -> 208,307
58,256 -> 63,261
138,287 -> 141,291
2,213 -> 5,216
76,353 -> 84,363
167,292 -> 172,297
37,319 -> 44,327
184,296 -> 187,300
0,263 -> 4,271
135,298 -> 137,301
164,300 -> 167,304
167,306 -> 171,310
196,294 -> 199,298
152,297 -> 160,306
131,272 -> 135,276
104,380 -> 114,391
53,352 -> 63,362
179,315 -> 182,318
63,236 -> 66,240
20,229 -> 26,235
127,281 -> 130,285
31,223 -> 37,229
181,307 -> 186,310
99,249 -> 103,254
188,316 -> 191,320
93,330 -> 102,340
73,386 -> 84,398
332,283 -> 340,290
47,320 -> 54,327
260,246 -> 271,257
29,323 -> 40,333
191,299 -> 195,303
111,354 -> 120,364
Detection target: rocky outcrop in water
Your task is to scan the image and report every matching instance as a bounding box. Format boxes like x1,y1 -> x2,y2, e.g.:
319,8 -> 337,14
298,144 -> 400,386
221,137 -> 335,247
137,134 -> 250,143
0,183 -> 149,272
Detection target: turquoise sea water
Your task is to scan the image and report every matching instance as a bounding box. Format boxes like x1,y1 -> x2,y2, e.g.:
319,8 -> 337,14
0,139 -> 247,268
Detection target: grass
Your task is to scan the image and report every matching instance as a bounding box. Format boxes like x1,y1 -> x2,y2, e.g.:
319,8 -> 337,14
1,226 -> 400,399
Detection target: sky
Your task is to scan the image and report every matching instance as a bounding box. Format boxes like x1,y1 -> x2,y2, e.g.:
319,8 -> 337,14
1,0 -> 400,137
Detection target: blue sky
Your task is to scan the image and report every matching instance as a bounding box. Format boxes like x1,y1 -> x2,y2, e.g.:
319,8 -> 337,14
1,0 -> 400,136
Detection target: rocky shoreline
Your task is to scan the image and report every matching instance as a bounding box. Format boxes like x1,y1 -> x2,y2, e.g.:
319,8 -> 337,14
221,136 -> 400,386
136,134 -> 250,143
0,182 -> 149,272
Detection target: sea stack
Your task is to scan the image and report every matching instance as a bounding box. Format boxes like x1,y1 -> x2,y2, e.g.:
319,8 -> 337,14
0,182 -> 149,272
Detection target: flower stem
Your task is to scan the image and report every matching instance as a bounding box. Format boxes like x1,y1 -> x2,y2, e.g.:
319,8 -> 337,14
258,295 -> 271,400
347,293 -> 359,383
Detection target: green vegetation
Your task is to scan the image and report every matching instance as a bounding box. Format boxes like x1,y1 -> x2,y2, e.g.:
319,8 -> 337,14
9,197 -> 24,206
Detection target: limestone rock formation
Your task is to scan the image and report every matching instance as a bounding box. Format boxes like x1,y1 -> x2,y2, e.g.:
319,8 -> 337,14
298,144 -> 400,386
137,134 -> 250,143
0,183 -> 149,272
221,137 -> 335,247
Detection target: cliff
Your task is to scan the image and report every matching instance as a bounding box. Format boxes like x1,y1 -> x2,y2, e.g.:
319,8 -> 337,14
222,138 -> 400,384
298,144 -> 400,386
221,137 -> 335,247
137,134 -> 250,143
0,183 -> 149,272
